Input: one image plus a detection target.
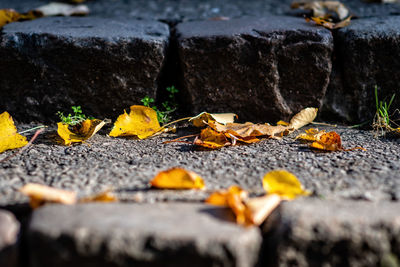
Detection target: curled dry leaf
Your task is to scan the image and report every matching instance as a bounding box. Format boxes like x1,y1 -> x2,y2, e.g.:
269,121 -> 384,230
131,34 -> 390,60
57,119 -> 106,146
289,107 -> 318,130
189,112 -> 238,127
109,105 -> 161,139
295,128 -> 326,142
20,183 -> 77,209
194,127 -> 231,149
244,194 -> 282,226
210,121 -> 291,139
150,167 -> 205,189
206,185 -> 248,206
0,111 -> 28,153
262,170 -> 310,200
79,189 -> 118,203
310,131 -> 343,151
291,1 -> 349,20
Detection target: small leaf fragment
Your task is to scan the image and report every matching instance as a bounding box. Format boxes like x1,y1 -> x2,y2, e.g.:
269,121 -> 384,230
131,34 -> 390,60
189,112 -> 238,127
262,170 -> 310,200
150,167 -> 205,189
20,183 -> 77,209
277,120 -> 289,126
289,108 -> 318,130
0,111 -> 28,153
57,119 -> 106,146
109,105 -> 161,139
79,189 -> 118,203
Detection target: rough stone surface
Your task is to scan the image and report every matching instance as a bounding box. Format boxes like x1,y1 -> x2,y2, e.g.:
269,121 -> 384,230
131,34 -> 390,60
322,16 -> 400,123
176,16 -> 333,122
0,125 -> 399,209
0,17 -> 169,122
0,210 -> 20,267
261,199 -> 400,267
28,203 -> 261,267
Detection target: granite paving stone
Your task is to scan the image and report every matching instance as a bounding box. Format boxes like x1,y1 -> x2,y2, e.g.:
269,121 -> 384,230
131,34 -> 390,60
261,199 -> 400,267
28,202 -> 261,267
0,17 -> 169,122
176,16 -> 333,122
0,210 -> 20,267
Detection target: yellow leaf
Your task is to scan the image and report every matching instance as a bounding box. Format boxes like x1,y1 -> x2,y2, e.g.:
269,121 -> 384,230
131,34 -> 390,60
19,183 -> 77,209
277,120 -> 289,126
57,119 -> 106,146
244,194 -> 281,226
150,167 -> 205,189
295,128 -> 326,142
289,107 -> 318,130
0,9 -> 21,27
310,131 -> 342,151
0,112 -> 28,153
79,189 -> 118,203
194,127 -> 231,149
109,105 -> 161,139
206,185 -> 248,206
262,170 -> 310,200
189,112 -> 238,127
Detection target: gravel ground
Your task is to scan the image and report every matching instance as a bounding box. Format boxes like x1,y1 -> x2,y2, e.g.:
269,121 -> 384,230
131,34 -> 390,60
1,123 -> 400,208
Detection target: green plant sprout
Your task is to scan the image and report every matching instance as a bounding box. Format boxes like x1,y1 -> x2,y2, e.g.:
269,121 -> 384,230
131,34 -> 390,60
141,86 -> 179,124
373,86 -> 397,136
57,106 -> 94,126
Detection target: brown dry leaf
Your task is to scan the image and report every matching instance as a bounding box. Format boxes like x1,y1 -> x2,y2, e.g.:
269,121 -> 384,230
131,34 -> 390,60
34,2 -> 89,17
289,107 -> 318,130
310,131 -> 343,151
0,111 -> 28,153
291,1 -> 349,20
0,9 -> 21,27
210,121 -> 291,139
57,119 -> 106,146
194,127 -> 231,149
189,112 -> 238,127
79,189 -> 118,203
150,167 -> 205,190
109,105 -> 161,139
20,183 -> 77,209
295,128 -> 326,142
262,170 -> 310,200
244,194 -> 282,226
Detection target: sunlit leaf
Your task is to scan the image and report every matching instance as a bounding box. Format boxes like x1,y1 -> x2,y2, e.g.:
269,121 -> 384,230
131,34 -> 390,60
20,183 -> 77,209
79,189 -> 118,203
150,167 -> 205,189
210,121 -> 290,139
57,119 -> 106,146
194,127 -> 231,149
0,9 -> 21,27
289,108 -> 318,130
189,112 -> 238,127
277,120 -> 289,126
206,185 -> 248,206
295,128 -> 326,142
109,105 -> 161,139
0,112 -> 28,153
262,170 -> 310,200
310,131 -> 343,151
244,194 -> 282,226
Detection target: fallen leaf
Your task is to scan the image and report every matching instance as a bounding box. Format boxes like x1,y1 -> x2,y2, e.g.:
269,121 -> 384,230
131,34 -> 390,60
210,121 -> 290,139
150,167 -> 205,189
79,189 -> 118,203
289,107 -> 318,130
109,105 -> 161,139
244,194 -> 282,226
295,128 -> 326,142
34,2 -> 89,17
194,127 -> 231,149
262,170 -> 310,200
57,119 -> 106,146
189,112 -> 237,127
20,183 -> 77,209
0,9 -> 21,27
0,112 -> 28,153
310,131 -> 342,151
308,16 -> 351,30
277,120 -> 289,126
291,1 -> 349,20
206,185 -> 248,206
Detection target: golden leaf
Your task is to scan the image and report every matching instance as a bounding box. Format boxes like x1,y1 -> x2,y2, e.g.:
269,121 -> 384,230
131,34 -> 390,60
0,112 -> 28,153
109,105 -> 161,139
206,185 -> 248,206
262,170 -> 310,200
194,127 -> 231,149
289,108 -> 318,130
307,16 -> 352,30
0,9 -> 21,27
244,194 -> 282,226
277,120 -> 289,126
20,183 -> 77,209
79,189 -> 118,203
150,167 -> 205,189
310,131 -> 342,151
189,112 -> 238,127
295,128 -> 326,142
57,119 -> 106,146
